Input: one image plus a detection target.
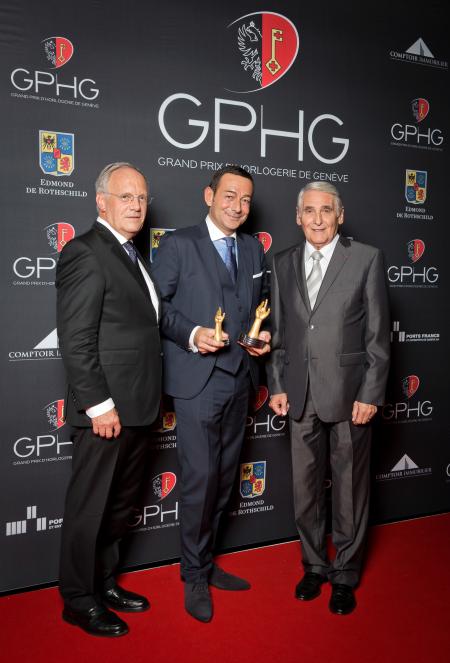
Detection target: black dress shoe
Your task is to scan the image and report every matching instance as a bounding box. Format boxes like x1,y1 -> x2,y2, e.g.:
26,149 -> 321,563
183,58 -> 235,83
102,584 -> 150,612
329,584 -> 356,615
209,564 -> 251,591
62,604 -> 129,637
184,582 -> 213,622
295,572 -> 327,601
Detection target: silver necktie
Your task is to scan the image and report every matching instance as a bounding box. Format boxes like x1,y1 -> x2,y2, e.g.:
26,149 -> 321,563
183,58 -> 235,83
307,250 -> 323,308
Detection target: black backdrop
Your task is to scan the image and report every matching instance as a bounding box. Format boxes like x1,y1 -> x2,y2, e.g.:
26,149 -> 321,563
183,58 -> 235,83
1,0 -> 448,593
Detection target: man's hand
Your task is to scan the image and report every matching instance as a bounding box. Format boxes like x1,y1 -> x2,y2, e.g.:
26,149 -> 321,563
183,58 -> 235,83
92,407 -> 121,438
352,401 -> 377,425
269,392 -> 289,416
242,330 -> 271,356
194,327 -> 229,354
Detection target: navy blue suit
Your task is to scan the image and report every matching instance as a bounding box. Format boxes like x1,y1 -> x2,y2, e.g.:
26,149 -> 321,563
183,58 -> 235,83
152,220 -> 267,582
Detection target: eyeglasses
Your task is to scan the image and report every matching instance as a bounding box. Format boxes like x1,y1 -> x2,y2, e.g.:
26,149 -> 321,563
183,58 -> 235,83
104,192 -> 153,206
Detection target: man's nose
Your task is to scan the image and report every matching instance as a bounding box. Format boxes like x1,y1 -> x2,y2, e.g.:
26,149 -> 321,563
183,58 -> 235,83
130,195 -> 141,210
231,198 -> 242,213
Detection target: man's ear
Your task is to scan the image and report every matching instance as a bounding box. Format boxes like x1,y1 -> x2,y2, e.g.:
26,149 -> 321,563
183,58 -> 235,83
296,207 -> 302,227
204,186 -> 214,207
338,208 -> 344,225
96,192 -> 106,213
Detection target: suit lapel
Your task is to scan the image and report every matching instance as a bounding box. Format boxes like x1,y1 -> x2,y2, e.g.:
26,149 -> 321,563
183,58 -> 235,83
198,221 -> 223,301
236,234 -> 252,308
293,243 -> 310,312
136,245 -> 162,315
94,222 -> 154,304
313,236 -> 349,311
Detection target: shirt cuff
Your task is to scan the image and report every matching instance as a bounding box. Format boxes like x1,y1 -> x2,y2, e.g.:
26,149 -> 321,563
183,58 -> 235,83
189,326 -> 200,353
86,398 -> 115,418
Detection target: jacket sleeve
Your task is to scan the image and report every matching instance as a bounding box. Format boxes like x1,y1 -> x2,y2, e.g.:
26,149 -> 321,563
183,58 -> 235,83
265,255 -> 287,395
56,239 -> 111,410
357,249 -> 391,405
151,232 -> 198,349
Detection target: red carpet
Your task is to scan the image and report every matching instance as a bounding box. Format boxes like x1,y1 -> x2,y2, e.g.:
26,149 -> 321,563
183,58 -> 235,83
1,514 -> 449,663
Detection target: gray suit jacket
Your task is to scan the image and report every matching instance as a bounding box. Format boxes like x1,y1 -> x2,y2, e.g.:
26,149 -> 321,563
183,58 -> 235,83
266,236 -> 390,421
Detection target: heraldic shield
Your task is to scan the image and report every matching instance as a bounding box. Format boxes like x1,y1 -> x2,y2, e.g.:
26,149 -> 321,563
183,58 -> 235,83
240,461 -> 266,499
405,169 -> 427,205
39,130 -> 74,176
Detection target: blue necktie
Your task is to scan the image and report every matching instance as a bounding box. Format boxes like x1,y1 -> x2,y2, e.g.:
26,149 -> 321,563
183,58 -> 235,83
123,240 -> 138,264
221,237 -> 237,284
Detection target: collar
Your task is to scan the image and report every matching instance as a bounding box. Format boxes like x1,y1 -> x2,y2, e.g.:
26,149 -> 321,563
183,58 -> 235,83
205,215 -> 237,242
305,233 -> 340,260
97,216 -> 130,246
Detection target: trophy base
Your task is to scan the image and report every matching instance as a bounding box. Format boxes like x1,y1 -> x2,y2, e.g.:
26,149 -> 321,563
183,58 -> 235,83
221,338 -> 230,346
238,333 -> 265,349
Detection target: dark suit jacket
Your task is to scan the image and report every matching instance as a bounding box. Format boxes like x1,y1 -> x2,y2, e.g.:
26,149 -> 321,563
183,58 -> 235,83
266,236 -> 390,421
56,221 -> 162,427
151,221 -> 268,399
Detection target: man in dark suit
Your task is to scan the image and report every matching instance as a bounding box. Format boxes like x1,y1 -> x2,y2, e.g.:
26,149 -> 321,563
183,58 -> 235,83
151,166 -> 270,622
267,182 -> 390,615
56,162 -> 161,637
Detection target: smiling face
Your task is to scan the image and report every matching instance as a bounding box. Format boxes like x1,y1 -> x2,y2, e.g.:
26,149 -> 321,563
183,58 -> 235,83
297,190 -> 344,249
204,173 -> 253,236
96,167 -> 148,240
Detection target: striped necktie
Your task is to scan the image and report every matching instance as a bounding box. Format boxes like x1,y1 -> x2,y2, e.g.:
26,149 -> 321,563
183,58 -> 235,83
307,250 -> 323,308
123,240 -> 138,264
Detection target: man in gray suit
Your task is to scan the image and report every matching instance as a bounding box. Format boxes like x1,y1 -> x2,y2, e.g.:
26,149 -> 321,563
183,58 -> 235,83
267,182 -> 390,615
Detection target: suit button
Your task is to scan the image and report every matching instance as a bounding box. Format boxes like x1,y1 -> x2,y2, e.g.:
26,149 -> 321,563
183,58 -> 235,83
310,324 -> 314,330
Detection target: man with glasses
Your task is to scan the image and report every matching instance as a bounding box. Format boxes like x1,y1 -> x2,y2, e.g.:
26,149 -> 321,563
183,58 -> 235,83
152,165 -> 270,623
56,162 -> 161,637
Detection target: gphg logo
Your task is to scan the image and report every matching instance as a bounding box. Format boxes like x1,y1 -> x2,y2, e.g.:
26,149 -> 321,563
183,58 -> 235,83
42,36 -> 74,68
13,434 -> 72,460
45,222 -> 75,253
390,98 -> 443,149
129,502 -> 179,528
246,386 -> 287,436
12,397 -> 72,465
129,471 -> 179,530
152,472 -> 177,502
227,12 -> 299,92
12,222 -> 75,286
382,375 -> 433,422
253,232 -> 272,254
387,239 -> 438,288
11,68 -> 99,99
44,399 -> 65,431
158,93 -> 349,164
10,37 -> 99,101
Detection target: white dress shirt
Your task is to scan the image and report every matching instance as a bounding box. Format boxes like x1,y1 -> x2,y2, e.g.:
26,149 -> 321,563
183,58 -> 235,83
86,217 -> 159,419
304,233 -> 340,280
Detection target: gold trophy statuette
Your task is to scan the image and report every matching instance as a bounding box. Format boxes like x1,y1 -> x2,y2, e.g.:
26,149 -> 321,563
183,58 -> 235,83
238,299 -> 270,349
214,307 -> 230,346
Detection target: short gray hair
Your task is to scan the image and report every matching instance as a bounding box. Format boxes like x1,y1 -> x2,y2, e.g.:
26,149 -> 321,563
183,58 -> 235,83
297,181 -> 343,215
95,162 -> 147,194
